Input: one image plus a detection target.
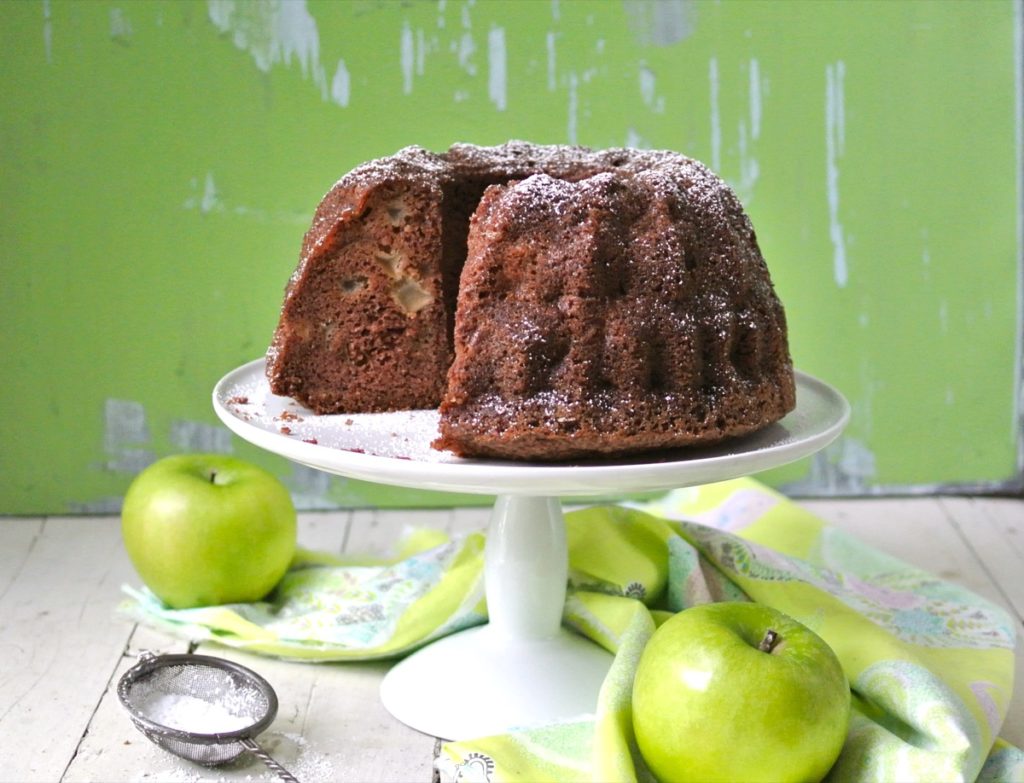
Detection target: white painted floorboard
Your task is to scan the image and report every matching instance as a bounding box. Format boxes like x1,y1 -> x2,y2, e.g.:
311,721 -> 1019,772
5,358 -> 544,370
0,497 -> 1020,782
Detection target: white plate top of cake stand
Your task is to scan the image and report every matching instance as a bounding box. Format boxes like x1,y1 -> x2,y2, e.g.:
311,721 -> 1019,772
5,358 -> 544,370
213,358 -> 849,498
213,359 -> 849,740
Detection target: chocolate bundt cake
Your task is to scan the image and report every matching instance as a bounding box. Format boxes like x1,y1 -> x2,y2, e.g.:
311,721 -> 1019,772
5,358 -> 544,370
266,142 -> 795,461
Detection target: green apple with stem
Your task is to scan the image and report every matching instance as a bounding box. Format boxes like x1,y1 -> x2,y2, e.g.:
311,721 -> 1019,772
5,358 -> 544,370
632,601 -> 850,783
122,454 -> 297,609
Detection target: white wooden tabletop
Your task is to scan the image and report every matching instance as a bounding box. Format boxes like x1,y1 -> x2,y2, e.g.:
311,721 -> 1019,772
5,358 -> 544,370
1,496 -> 1021,782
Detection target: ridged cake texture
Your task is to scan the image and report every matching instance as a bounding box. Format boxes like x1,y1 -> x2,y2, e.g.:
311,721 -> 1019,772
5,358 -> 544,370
266,141 -> 795,460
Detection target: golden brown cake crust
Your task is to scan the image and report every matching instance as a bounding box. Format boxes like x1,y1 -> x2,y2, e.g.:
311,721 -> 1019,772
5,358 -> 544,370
266,142 -> 795,460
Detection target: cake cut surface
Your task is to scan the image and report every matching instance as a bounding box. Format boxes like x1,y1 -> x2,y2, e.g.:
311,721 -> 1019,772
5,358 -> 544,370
266,141 -> 796,461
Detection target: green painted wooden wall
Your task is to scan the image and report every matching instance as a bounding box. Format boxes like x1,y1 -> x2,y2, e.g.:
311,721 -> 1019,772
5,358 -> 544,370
2,0 -> 1021,513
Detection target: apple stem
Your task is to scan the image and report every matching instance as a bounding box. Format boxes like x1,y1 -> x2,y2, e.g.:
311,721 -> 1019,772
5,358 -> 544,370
208,470 -> 218,484
758,629 -> 780,653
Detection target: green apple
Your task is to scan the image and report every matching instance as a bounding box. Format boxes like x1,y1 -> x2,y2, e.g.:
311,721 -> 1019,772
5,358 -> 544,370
122,454 -> 297,609
632,601 -> 849,783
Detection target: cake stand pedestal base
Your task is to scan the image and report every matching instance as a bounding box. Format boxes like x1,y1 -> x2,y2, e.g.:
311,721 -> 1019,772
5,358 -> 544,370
380,623 -> 612,741
380,495 -> 614,740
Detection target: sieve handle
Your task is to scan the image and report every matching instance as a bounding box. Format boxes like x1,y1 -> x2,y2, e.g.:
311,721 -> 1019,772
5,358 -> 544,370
240,738 -> 300,783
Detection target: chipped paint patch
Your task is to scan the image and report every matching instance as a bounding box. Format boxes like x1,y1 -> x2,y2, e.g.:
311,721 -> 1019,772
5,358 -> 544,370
416,28 -> 427,76
567,70 -> 579,144
103,399 -> 156,475
456,31 -> 476,76
709,56 -> 721,173
104,399 -> 149,452
638,65 -> 663,113
169,419 -> 233,453
487,25 -> 506,111
453,0 -> 477,78
183,173 -> 306,224
42,0 -> 53,64
331,58 -> 350,107
183,172 -> 223,215
826,61 -> 848,287
200,172 -> 220,214
784,436 -> 878,495
748,58 -> 762,141
287,463 -> 336,510
401,20 -> 415,93
546,31 -> 557,91
735,58 -> 762,204
623,0 -> 696,47
110,7 -> 132,44
639,66 -> 654,105
208,0 -> 327,98
625,127 -> 650,149
736,117 -> 756,202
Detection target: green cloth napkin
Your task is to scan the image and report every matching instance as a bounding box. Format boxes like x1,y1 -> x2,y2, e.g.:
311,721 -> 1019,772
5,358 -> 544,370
121,478 -> 1023,782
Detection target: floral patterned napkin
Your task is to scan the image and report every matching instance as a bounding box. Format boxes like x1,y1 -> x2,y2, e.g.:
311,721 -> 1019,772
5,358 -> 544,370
122,478 -> 1022,782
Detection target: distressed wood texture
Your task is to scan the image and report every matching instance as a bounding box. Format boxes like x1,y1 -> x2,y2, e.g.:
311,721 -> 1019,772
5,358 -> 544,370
0,517 -> 138,782
0,498 -> 1020,782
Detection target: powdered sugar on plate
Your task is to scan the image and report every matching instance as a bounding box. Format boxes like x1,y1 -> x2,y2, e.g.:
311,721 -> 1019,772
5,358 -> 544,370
216,362 -> 453,463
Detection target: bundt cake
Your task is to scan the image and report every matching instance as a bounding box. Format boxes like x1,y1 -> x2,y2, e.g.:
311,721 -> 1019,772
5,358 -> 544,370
266,141 -> 795,461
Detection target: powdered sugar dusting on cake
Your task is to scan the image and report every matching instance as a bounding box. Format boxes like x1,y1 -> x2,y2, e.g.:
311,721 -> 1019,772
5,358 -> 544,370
433,143 -> 791,460
493,172 -> 576,221
446,140 -> 604,179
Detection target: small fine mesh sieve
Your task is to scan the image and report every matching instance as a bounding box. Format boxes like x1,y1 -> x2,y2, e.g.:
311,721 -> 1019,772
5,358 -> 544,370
118,651 -> 298,782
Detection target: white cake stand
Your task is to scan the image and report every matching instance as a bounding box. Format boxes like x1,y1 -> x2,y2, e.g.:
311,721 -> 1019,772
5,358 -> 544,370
213,360 -> 849,740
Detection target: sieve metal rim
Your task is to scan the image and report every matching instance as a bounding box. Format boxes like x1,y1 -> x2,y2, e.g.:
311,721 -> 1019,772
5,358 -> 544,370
117,652 -> 279,744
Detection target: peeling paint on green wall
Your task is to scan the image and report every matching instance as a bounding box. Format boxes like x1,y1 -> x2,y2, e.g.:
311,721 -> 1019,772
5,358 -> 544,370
1,0 -> 1021,514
